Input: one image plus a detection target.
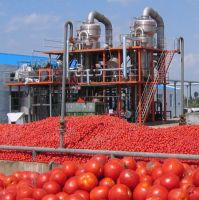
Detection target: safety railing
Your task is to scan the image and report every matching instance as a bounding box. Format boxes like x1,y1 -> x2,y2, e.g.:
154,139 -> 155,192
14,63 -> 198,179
4,67 -> 139,85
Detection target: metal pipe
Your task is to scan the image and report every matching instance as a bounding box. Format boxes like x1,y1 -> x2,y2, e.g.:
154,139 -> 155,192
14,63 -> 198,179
87,11 -> 112,47
178,37 -> 184,115
142,7 -> 164,49
122,36 -> 127,79
0,145 -> 199,160
60,21 -> 73,148
78,30 -> 89,49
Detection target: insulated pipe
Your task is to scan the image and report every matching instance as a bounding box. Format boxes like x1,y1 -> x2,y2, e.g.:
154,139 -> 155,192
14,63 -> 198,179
60,21 -> 73,148
87,11 -> 112,47
1,145 -> 199,160
178,37 -> 184,115
122,36 -> 127,79
142,7 -> 164,49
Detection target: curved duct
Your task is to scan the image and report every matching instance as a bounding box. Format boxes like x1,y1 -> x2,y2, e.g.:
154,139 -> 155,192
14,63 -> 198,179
142,7 -> 164,49
87,11 -> 113,47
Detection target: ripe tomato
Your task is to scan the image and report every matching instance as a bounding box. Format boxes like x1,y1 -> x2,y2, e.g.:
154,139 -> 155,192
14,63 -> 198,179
99,177 -> 115,188
90,185 -> 109,200
146,185 -> 168,200
104,160 -> 124,181
62,161 -> 77,178
139,174 -> 152,185
162,158 -> 184,177
66,194 -> 84,200
33,188 -> 47,200
122,157 -> 137,170
160,173 -> 180,190
42,181 -> 61,194
91,154 -> 108,165
49,171 -> 67,186
117,169 -> 139,190
146,160 -> 161,175
75,167 -> 86,176
133,182 -> 151,200
85,159 -> 103,177
1,193 -> 16,200
136,166 -> 147,177
74,190 -> 90,200
151,166 -> 163,181
56,192 -> 69,200
16,186 -> 33,199
193,169 -> 199,187
188,186 -> 199,200
63,176 -> 79,194
42,194 -> 59,200
77,172 -> 98,191
168,188 -> 188,200
36,173 -> 50,188
108,184 -> 132,200
4,176 -> 18,187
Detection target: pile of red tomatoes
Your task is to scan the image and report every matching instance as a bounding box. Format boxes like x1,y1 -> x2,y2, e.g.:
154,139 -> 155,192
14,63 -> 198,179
1,155 -> 199,200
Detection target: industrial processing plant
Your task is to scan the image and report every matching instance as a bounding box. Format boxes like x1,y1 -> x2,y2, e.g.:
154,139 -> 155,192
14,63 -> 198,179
1,2 -> 199,199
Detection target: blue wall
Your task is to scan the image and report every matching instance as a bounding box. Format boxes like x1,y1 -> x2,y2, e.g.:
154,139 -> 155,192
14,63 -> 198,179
0,53 -> 49,66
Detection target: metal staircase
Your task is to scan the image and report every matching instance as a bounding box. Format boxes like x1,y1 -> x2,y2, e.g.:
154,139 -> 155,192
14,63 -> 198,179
136,50 -> 175,124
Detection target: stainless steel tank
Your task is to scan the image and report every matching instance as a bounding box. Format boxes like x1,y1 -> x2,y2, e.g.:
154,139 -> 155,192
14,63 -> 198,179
79,22 -> 101,48
133,16 -> 156,47
132,17 -> 156,80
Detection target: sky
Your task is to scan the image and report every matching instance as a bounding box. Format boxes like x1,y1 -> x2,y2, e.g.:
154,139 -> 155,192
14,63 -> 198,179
0,0 -> 199,85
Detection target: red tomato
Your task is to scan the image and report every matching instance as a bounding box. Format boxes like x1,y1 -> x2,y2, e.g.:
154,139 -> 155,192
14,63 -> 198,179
74,190 -> 89,200
133,182 -> 151,200
62,161 -> 77,178
33,188 -> 47,200
99,177 -> 115,188
146,160 -> 161,175
85,159 -> 103,177
66,194 -> 84,200
56,192 -> 69,200
1,193 -> 16,200
162,158 -> 184,177
168,188 -> 188,200
16,186 -> 33,199
188,186 -> 199,200
63,177 -> 79,194
49,171 -> 66,186
36,173 -> 50,188
152,166 -> 163,181
43,181 -> 61,194
90,185 -> 109,200
77,172 -> 98,191
117,169 -> 139,190
104,160 -> 124,181
139,175 -> 153,185
146,185 -> 168,200
136,161 -> 147,168
75,167 -> 86,176
193,169 -> 199,187
108,184 -> 132,200
160,173 -> 180,190
4,176 -> 18,187
122,157 -> 137,170
136,166 -> 147,177
42,194 -> 59,200
91,154 -> 108,165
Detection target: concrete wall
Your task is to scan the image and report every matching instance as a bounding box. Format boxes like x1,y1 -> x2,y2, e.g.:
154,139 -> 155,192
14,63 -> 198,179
0,160 -> 59,175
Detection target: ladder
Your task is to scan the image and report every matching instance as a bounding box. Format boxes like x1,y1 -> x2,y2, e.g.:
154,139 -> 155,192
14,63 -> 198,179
136,50 -> 175,124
